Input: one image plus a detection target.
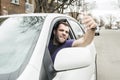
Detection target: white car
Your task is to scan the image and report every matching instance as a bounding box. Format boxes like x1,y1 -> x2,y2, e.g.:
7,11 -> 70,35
0,13 -> 97,80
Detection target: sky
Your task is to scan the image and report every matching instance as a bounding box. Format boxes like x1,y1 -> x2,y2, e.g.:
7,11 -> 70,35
86,0 -> 120,16
85,0 -> 119,10
64,0 -> 120,16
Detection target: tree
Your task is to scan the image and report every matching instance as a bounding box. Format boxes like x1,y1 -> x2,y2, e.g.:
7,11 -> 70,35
34,0 -> 76,13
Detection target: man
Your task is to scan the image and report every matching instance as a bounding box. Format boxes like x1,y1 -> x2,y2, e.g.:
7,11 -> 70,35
49,15 -> 97,62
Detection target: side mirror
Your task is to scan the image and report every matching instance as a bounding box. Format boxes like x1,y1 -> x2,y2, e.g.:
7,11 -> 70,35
54,47 -> 92,71
95,26 -> 100,36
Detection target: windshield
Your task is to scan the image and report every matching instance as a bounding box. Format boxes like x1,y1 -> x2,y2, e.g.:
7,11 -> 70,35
0,16 -> 46,75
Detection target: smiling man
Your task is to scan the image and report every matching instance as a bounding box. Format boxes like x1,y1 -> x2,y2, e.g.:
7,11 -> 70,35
49,15 -> 97,62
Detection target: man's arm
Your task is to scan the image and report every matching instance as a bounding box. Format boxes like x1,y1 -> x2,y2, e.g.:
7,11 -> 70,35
72,15 -> 97,47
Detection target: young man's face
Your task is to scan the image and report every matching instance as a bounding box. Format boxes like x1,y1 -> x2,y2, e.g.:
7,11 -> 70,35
54,24 -> 69,44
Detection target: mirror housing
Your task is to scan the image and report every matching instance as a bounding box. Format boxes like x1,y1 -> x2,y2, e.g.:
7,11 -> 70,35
54,47 -> 92,71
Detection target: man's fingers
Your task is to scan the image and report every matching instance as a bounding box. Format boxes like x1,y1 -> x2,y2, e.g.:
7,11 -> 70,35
82,16 -> 92,24
82,16 -> 97,29
85,20 -> 93,27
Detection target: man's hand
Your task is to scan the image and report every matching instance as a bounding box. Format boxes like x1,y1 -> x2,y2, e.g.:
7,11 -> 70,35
82,15 -> 97,31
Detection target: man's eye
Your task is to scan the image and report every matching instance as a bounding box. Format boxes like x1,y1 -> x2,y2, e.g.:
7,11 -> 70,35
66,31 -> 69,34
59,30 -> 64,32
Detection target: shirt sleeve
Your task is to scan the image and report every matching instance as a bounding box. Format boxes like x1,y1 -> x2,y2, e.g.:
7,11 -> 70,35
65,39 -> 74,47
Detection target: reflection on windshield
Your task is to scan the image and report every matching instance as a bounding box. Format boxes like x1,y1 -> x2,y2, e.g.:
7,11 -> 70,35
0,16 -> 46,76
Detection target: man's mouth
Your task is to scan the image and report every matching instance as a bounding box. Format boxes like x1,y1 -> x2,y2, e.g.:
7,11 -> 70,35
60,36 -> 66,40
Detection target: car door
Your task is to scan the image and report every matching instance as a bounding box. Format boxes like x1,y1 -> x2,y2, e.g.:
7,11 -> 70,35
43,15 -> 96,80
43,17 -> 68,80
42,16 -> 80,80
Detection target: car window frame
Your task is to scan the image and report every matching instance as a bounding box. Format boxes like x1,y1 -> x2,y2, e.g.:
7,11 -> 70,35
67,18 -> 85,39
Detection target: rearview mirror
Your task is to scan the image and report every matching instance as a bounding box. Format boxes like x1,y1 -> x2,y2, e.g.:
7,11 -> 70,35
54,47 -> 92,71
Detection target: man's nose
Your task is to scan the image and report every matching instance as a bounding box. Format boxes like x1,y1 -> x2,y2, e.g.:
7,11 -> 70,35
62,31 -> 67,35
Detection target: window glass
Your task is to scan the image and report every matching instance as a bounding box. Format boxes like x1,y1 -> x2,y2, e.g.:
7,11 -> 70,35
11,0 -> 20,4
68,19 -> 84,39
0,16 -> 46,74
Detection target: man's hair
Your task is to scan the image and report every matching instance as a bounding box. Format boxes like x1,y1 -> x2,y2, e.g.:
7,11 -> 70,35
53,19 -> 69,31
